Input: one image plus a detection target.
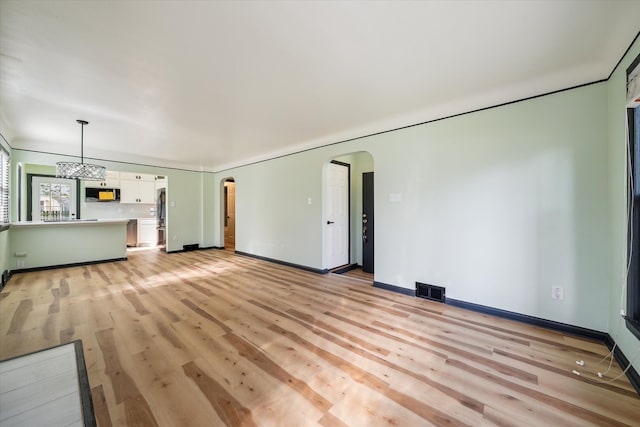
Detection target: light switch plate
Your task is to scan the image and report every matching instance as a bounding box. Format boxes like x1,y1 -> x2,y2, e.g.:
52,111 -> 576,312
551,286 -> 564,301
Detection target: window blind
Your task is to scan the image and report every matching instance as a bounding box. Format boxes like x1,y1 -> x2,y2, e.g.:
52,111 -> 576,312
0,147 -> 9,223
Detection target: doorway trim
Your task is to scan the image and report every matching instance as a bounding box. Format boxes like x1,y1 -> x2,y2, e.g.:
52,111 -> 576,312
323,151 -> 374,274
362,171 -> 374,274
324,160 -> 351,270
219,177 -> 236,250
330,160 -> 350,268
27,173 -> 81,221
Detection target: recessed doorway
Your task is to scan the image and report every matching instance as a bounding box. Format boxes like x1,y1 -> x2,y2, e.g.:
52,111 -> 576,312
324,152 -> 374,277
224,179 -> 236,251
28,175 -> 79,221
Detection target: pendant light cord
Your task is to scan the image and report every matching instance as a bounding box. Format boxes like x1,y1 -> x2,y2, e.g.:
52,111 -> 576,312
80,122 -> 84,164
77,119 -> 88,165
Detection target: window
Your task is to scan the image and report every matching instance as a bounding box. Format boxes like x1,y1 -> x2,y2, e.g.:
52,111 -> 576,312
0,146 -> 9,224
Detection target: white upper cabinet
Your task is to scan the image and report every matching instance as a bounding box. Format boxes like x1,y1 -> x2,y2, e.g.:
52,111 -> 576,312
120,172 -> 155,182
120,173 -> 156,203
155,175 -> 167,190
85,170 -> 120,189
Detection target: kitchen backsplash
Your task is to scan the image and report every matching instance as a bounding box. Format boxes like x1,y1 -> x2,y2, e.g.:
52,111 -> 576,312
81,202 -> 156,219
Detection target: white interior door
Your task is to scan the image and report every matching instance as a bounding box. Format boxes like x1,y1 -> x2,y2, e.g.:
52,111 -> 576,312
31,176 -> 77,221
326,162 -> 349,269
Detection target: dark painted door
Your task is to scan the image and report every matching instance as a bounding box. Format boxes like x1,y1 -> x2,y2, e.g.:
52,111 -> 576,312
362,172 -> 374,273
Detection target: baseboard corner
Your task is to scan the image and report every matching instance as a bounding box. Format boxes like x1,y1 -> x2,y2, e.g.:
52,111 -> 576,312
605,334 -> 640,395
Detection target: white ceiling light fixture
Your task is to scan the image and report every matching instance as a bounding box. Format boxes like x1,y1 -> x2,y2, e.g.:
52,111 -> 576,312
56,120 -> 106,181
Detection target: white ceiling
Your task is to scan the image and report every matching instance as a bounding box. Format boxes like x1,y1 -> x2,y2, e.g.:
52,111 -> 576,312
1,0 -> 639,172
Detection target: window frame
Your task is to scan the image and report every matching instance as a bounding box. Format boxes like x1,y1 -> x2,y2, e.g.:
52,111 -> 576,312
628,106 -> 640,339
626,51 -> 640,340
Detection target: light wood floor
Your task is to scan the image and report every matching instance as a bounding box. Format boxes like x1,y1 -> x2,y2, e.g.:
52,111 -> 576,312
1,248 -> 639,426
338,267 -> 374,283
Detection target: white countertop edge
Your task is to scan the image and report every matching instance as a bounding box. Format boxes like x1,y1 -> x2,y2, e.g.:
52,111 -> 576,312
10,219 -> 130,227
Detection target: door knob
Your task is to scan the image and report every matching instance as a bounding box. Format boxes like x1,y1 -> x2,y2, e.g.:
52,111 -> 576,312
327,221 -> 335,224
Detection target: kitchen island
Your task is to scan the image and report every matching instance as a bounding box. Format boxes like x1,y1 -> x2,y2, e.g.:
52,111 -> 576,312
9,219 -> 128,271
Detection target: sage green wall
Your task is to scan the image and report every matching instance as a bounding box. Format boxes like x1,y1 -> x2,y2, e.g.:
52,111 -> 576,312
608,37 -> 640,371
217,154 -> 325,266
375,84 -> 610,333
9,149 -> 212,253
202,172 -> 218,248
216,82 -> 610,332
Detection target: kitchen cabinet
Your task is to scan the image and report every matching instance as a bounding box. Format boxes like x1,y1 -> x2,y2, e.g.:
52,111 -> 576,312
120,173 -> 155,203
85,171 -> 120,189
155,175 -> 167,190
137,218 -> 157,246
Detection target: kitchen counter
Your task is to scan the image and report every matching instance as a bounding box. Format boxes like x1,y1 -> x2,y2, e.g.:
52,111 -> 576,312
125,218 -> 158,247
10,218 -> 129,228
9,219 -> 128,271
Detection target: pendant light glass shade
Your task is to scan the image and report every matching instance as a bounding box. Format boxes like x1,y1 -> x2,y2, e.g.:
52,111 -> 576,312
56,120 -> 106,181
56,162 -> 106,180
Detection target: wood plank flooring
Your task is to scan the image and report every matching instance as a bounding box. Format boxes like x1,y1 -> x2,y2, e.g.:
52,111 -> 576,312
1,248 -> 639,426
337,267 -> 373,283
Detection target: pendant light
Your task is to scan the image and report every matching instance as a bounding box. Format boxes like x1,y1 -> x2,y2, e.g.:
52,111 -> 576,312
56,119 -> 106,181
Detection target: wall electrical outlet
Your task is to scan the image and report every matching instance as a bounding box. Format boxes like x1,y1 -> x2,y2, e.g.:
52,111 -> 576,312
551,286 -> 564,301
16,260 -> 25,269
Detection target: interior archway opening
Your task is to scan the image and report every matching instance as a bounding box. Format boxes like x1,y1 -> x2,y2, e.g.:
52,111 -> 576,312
222,178 -> 236,251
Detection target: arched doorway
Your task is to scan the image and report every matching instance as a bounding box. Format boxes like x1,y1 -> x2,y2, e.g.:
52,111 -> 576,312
222,178 -> 236,250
